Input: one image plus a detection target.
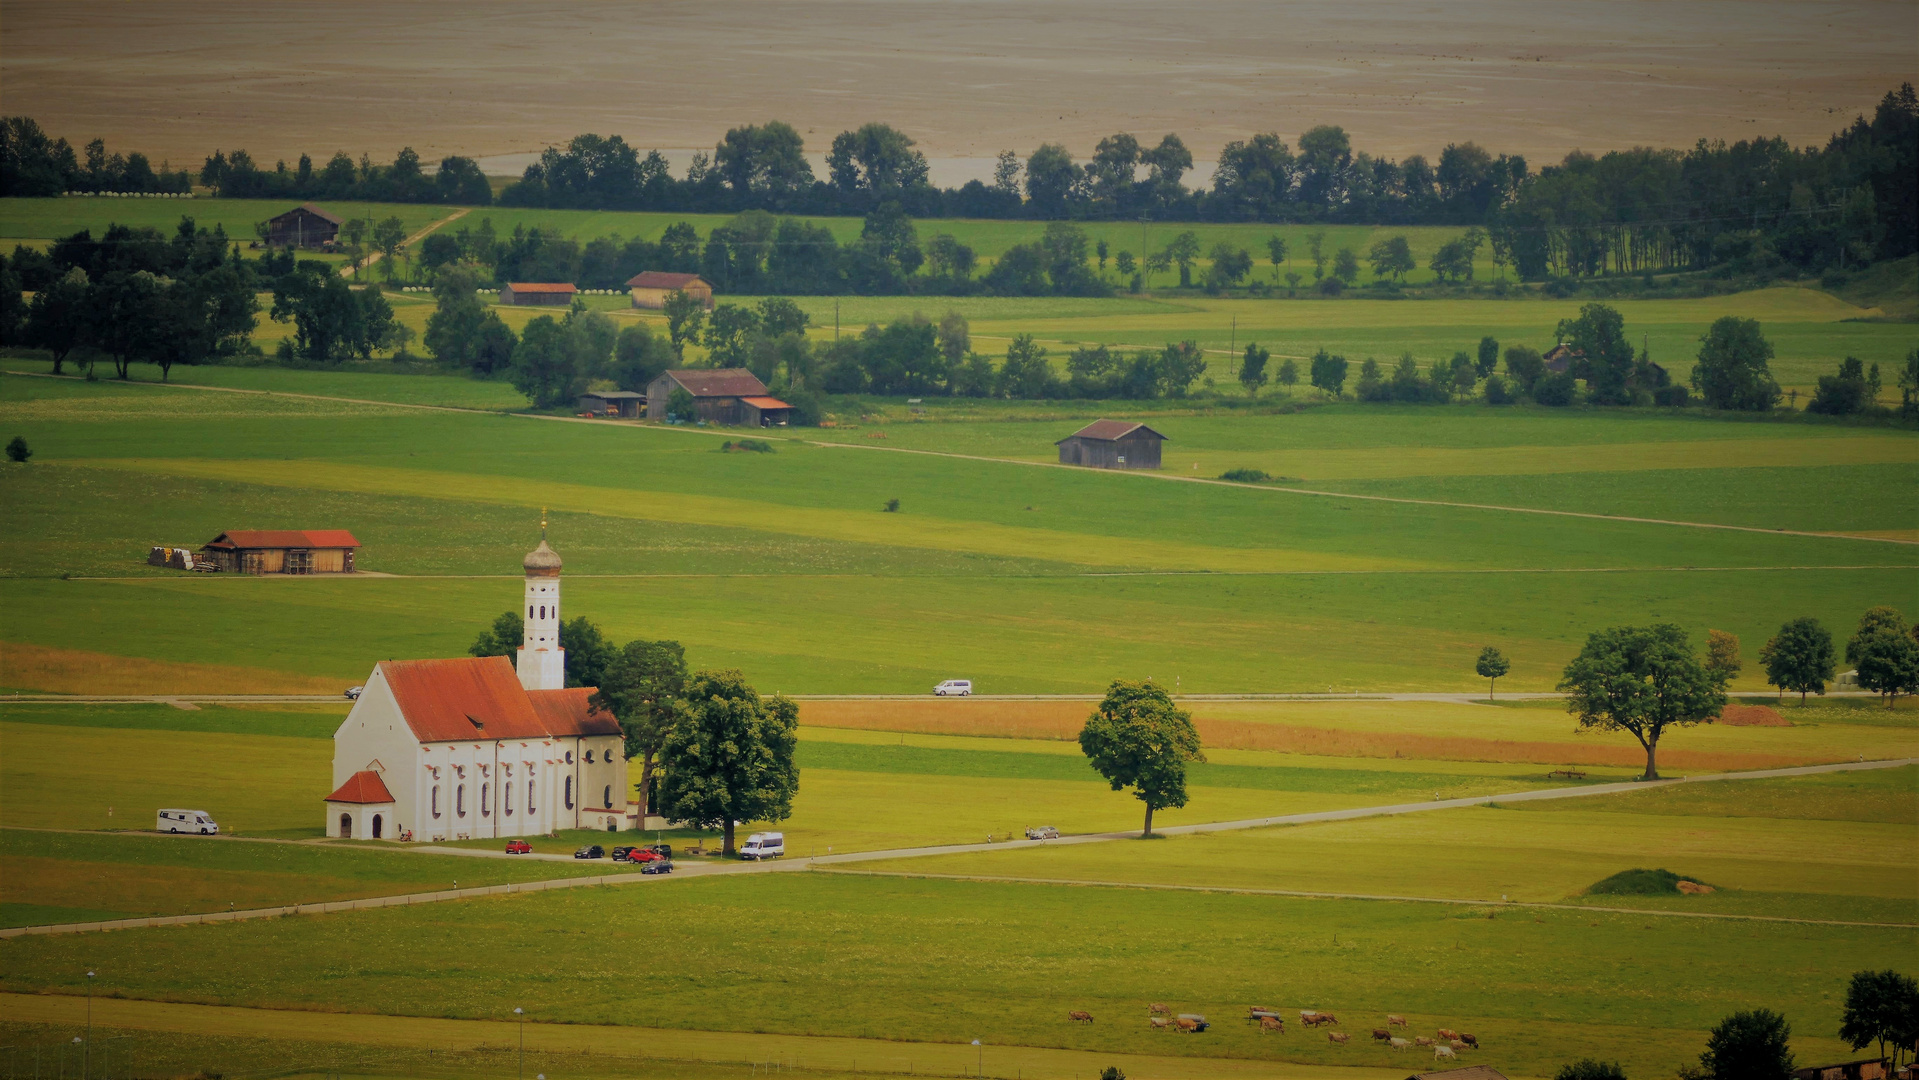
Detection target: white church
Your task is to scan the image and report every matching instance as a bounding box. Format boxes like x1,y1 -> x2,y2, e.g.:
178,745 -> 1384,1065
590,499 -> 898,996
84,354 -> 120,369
324,529 -> 631,841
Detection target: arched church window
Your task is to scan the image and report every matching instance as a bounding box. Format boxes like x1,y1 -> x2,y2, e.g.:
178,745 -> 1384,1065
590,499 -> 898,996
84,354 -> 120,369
505,782 -> 514,815
456,784 -> 466,817
565,750 -> 574,765
604,785 -> 612,809
481,782 -> 491,815
564,776 -> 574,809
431,786 -> 441,818
585,750 -> 594,764
527,780 -> 536,813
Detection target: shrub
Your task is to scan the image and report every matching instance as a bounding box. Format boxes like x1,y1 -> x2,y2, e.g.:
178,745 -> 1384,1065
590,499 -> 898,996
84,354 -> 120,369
1483,374 -> 1513,405
1534,372 -> 1578,406
722,439 -> 775,453
1653,384 -> 1690,407
1556,1061 -> 1627,1080
5,435 -> 29,463
1220,468 -> 1272,482
1586,868 -> 1710,895
884,498 -> 900,512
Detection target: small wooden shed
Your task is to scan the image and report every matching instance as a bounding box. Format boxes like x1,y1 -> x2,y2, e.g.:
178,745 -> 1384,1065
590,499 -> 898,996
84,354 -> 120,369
645,369 -> 771,424
626,271 -> 715,311
500,282 -> 577,306
265,203 -> 342,249
200,530 -> 360,574
1056,420 -> 1167,470
577,390 -> 646,418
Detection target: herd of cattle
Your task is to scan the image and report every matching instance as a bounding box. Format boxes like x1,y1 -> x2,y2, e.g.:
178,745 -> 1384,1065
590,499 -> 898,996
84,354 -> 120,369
1067,1005 -> 1483,1061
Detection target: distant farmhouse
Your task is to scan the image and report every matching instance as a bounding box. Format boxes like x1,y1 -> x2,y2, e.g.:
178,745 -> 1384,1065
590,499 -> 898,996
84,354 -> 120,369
1056,420 -> 1166,469
500,282 -> 577,306
627,271 -> 714,311
646,368 -> 791,426
199,530 -> 360,574
326,531 -> 631,842
577,390 -> 646,418
265,203 -> 342,249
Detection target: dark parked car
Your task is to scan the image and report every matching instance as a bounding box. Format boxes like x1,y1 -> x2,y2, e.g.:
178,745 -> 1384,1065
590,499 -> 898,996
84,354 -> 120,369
645,843 -> 673,859
573,845 -> 605,860
505,839 -> 532,854
610,845 -> 638,862
640,859 -> 673,875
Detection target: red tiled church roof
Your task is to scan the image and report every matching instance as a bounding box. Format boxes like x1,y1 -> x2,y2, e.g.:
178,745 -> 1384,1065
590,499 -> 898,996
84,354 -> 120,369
527,687 -> 622,738
325,770 -> 394,804
375,657 -> 619,743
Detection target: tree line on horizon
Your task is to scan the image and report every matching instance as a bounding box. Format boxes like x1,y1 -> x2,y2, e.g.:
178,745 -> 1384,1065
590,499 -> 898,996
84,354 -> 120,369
2,83 -> 1912,279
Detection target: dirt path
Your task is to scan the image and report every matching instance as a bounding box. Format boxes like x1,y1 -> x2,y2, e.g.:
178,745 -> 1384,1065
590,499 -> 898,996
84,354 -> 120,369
340,207 -> 470,279
5,757 -> 1907,939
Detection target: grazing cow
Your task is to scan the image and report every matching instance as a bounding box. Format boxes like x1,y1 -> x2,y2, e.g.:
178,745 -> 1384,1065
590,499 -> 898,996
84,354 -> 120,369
1415,1036 -> 1434,1047
1259,1016 -> 1283,1033
1176,1018 -> 1204,1033
1389,1038 -> 1412,1050
1372,1029 -> 1391,1042
1299,1010 -> 1321,1025
1150,1003 -> 1171,1016
1327,1032 -> 1350,1044
1150,1017 -> 1171,1030
1450,1040 -> 1468,1051
1387,1014 -> 1409,1028
1318,1013 -> 1339,1026
1438,1028 -> 1461,1041
1460,1034 -> 1480,1049
1069,1011 -> 1093,1023
1435,1045 -> 1458,1061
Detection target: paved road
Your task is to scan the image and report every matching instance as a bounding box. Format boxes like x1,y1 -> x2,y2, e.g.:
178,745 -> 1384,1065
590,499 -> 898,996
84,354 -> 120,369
5,756 -> 1908,939
0,691 -> 1572,704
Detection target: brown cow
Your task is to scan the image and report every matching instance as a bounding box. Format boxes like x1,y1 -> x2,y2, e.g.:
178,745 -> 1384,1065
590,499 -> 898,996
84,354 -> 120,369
1438,1028 -> 1461,1041
1299,1010 -> 1322,1025
1069,1011 -> 1093,1023
1450,1040 -> 1468,1050
1176,1018 -> 1203,1033
1372,1029 -> 1391,1042
1150,1017 -> 1171,1030
1150,1003 -> 1171,1016
1387,1014 -> 1409,1027
1415,1036 -> 1434,1047
1259,1016 -> 1283,1033
1461,1034 -> 1480,1049
1317,1012 -> 1339,1026
1327,1032 -> 1350,1044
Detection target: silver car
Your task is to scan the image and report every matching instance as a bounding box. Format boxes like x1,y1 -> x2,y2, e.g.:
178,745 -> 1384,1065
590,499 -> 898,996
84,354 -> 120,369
1024,826 -> 1059,840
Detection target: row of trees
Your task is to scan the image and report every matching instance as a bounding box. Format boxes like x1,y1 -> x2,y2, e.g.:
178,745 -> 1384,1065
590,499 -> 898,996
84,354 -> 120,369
0,220 -> 259,379
9,82 -> 1910,277
468,613 -> 796,856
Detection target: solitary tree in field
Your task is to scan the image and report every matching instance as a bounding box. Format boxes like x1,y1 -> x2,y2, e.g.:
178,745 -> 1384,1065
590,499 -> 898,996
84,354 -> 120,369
5,435 -> 29,463
592,639 -> 688,824
1078,680 -> 1204,837
1846,606 -> 1919,708
657,669 -> 799,855
1760,618 -> 1836,702
1692,316 -> 1780,411
1699,1009 -> 1795,1080
1265,235 -> 1287,280
1705,630 -> 1742,686
1840,969 -> 1919,1068
1557,624 -> 1727,780
1476,646 -> 1510,700
1238,342 -> 1270,396
1276,357 -> 1298,392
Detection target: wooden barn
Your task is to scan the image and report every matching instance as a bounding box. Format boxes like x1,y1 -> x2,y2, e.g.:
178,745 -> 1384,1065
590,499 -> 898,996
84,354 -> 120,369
499,282 -> 577,306
1056,420 -> 1166,469
577,390 -> 647,418
1794,1060 -> 1890,1080
626,271 -> 715,311
199,530 -> 360,574
646,369 -> 788,425
265,203 -> 342,249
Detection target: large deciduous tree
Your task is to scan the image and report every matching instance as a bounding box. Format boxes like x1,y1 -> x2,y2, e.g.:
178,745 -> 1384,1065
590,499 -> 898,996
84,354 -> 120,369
1840,969 -> 1919,1068
423,269 -> 517,373
656,669 -> 799,855
1557,624 -> 1727,779
1699,1009 -> 1795,1080
590,639 -> 688,824
1692,316 -> 1780,411
1078,679 -> 1204,837
1846,606 -> 1919,707
662,289 -> 706,361
24,267 -> 91,374
1759,617 -> 1837,702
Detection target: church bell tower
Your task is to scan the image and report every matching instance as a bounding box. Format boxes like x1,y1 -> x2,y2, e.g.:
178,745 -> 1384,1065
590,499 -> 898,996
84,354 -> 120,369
517,511 -> 566,691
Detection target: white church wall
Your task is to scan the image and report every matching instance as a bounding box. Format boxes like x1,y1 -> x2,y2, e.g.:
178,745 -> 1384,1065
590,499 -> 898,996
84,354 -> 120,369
332,668 -> 418,836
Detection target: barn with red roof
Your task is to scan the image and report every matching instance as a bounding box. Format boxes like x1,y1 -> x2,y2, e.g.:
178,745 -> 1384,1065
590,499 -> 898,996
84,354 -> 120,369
199,529 -> 360,574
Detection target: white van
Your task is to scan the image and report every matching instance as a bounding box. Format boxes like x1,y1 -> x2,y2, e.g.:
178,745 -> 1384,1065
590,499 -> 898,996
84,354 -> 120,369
739,832 -> 784,860
933,680 -> 973,696
157,809 -> 219,835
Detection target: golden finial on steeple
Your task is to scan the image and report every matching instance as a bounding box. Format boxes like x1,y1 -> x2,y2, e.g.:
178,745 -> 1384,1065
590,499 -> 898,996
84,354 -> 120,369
540,507 -> 547,539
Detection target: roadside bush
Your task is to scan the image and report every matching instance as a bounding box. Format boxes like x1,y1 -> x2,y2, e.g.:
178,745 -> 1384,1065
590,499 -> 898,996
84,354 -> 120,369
1653,384 -> 1690,407
1555,1062 -> 1627,1080
1220,468 -> 1271,482
1483,374 -> 1513,405
721,439 -> 774,453
1807,357 -> 1878,415
1534,372 -> 1578,406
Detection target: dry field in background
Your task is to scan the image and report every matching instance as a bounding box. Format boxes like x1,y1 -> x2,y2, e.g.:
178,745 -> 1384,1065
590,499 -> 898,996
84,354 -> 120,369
0,642 -> 340,695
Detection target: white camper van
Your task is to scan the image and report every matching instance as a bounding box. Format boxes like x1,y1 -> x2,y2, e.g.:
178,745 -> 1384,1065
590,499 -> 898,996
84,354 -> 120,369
157,809 -> 220,834
739,832 -> 784,860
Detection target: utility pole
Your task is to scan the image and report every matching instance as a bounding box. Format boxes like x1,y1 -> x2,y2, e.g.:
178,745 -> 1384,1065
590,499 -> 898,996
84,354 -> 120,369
84,970 -> 94,1079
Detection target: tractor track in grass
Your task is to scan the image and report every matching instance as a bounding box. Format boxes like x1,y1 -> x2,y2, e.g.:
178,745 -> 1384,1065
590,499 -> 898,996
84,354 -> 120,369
7,367 -> 1916,546
4,757 -> 1909,938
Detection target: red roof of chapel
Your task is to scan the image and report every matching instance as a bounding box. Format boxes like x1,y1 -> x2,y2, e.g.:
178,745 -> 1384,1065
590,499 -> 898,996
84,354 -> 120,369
325,770 -> 395,804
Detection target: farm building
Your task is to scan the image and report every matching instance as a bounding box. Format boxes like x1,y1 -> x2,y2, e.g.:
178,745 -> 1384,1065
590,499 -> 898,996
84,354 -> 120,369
264,203 -> 342,249
626,271 -> 715,310
577,390 -> 646,418
1407,1069 -> 1509,1080
646,369 -> 791,425
499,282 -> 577,306
1056,420 -> 1166,469
326,533 -> 630,841
1795,1060 -> 1890,1080
1542,343 -> 1581,373
199,530 -> 360,574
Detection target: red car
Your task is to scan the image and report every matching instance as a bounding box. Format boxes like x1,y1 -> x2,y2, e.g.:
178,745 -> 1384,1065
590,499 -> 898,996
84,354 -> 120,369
504,839 -> 532,854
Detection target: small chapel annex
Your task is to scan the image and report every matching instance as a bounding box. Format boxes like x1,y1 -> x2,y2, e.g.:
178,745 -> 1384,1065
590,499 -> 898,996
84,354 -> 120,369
324,528 -> 630,841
